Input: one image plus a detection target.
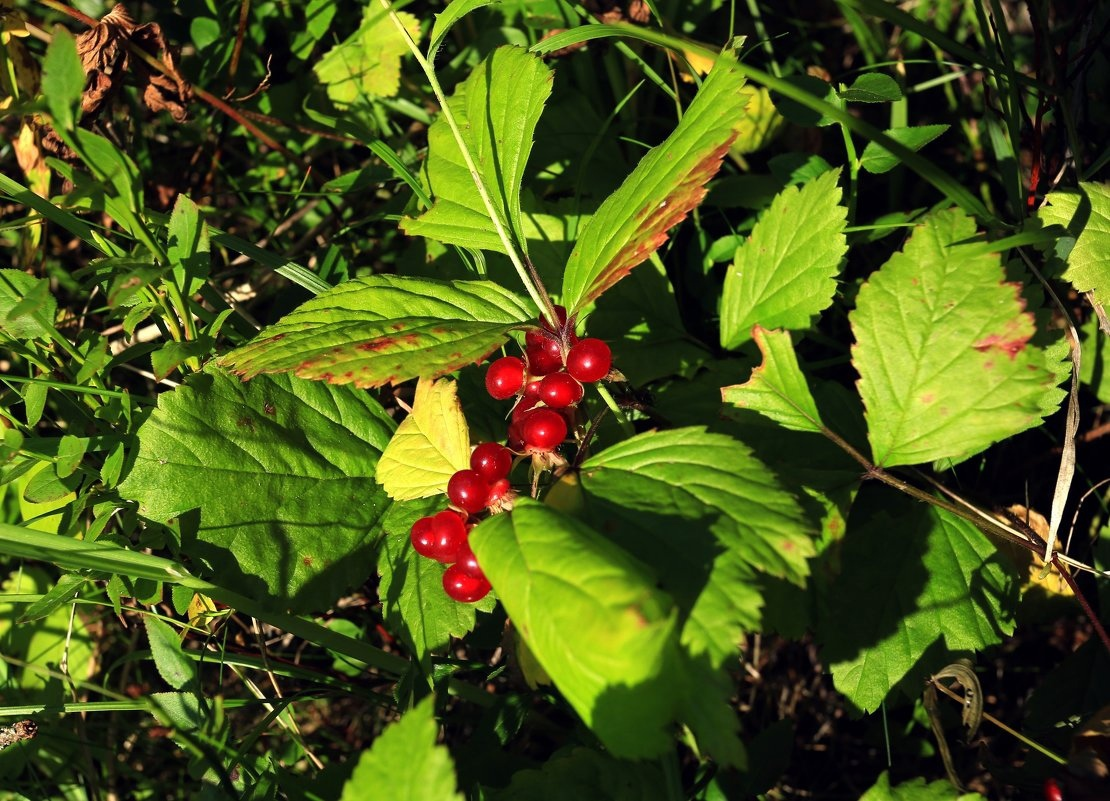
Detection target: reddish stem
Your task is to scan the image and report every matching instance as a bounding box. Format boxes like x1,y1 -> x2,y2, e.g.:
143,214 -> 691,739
1053,556 -> 1110,658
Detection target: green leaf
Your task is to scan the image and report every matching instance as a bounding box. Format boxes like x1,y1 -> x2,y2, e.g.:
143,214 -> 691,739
314,7 -> 420,103
55,434 -> 87,478
402,46 -> 553,255
561,54 -> 747,313
721,327 -> 824,433
578,427 -> 812,665
0,269 -> 57,341
839,73 -> 903,103
1079,316 -> 1110,403
859,770 -> 985,800
860,125 -> 949,174
376,497 -> 494,666
151,336 -> 215,381
41,27 -> 84,132
117,367 -> 397,612
18,572 -> 85,624
166,193 -> 210,296
221,276 -> 535,388
771,75 -> 840,127
731,86 -> 787,155
489,747 -> 666,801
340,697 -> 464,801
819,488 -> 1017,713
377,378 -> 471,501
719,169 -> 847,349
470,500 -> 681,759
429,0 -> 499,58
1038,181 -> 1110,309
144,615 -> 196,691
851,209 -> 1062,467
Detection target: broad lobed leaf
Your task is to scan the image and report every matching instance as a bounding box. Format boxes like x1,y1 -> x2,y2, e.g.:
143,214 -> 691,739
561,54 -> 748,313
1038,180 -> 1110,311
221,276 -> 536,388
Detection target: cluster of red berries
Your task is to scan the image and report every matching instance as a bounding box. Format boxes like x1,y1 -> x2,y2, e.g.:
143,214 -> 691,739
408,305 -> 613,604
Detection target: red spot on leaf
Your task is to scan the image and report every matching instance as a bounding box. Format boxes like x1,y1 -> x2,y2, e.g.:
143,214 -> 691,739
268,333 -> 285,342
920,393 -> 934,404
344,371 -> 354,379
972,332 -> 1028,360
391,323 -> 405,331
303,556 -> 313,566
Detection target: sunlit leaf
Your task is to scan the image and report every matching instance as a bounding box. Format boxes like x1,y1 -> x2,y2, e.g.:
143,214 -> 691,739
860,125 -> 948,174
721,327 -> 824,433
1038,181 -> 1110,310
314,7 -> 420,103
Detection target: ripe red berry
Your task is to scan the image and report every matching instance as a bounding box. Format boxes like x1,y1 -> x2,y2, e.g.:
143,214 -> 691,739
521,408 -> 567,452
566,338 -> 611,383
447,469 -> 490,514
538,372 -> 583,409
485,356 -> 526,400
511,381 -> 543,421
524,331 -> 563,376
411,511 -> 467,562
540,304 -> 569,332
486,477 -> 513,509
470,442 -> 513,483
452,538 -> 485,579
1043,778 -> 1063,801
443,563 -> 491,603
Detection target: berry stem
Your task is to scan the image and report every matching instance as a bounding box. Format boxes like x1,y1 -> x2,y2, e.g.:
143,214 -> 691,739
595,383 -> 635,438
377,0 -> 559,328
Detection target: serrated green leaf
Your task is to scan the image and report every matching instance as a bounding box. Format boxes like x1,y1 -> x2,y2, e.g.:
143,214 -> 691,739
489,747 -> 667,801
340,697 -> 463,801
118,367 -> 396,613
221,276 -> 535,388
561,55 -> 746,313
144,615 -> 196,691
0,269 -> 57,341
402,46 -> 553,255
851,209 -> 1062,467
840,73 -> 903,103
859,770 -> 985,800
429,0 -> 499,58
819,488 -> 1017,713
721,327 -> 824,432
1038,181 -> 1110,309
578,428 -> 811,666
720,169 -> 847,349
860,125 -> 949,174
41,28 -> 84,132
376,498 -> 494,666
314,7 -> 420,103
470,500 -> 681,759
378,378 -> 471,501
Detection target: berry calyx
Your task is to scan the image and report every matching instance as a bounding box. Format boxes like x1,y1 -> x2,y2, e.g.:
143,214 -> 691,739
452,539 -> 485,579
411,511 -> 467,562
447,469 -> 491,514
537,372 -> 584,409
443,563 -> 491,603
486,477 -> 514,511
470,442 -> 513,483
485,356 -> 526,400
520,408 -> 568,452
566,338 -> 612,383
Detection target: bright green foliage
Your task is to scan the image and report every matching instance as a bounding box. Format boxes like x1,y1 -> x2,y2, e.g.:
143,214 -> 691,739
166,194 -> 210,297
1080,316 -> 1110,403
861,125 -> 949,174
719,170 -> 847,348
732,86 -> 786,155
489,748 -> 666,801
376,497 -> 494,666
471,500 -> 684,759
1038,181 -> 1110,309
852,209 -> 1062,467
340,697 -> 464,801
0,270 -> 57,341
41,28 -> 84,132
118,367 -> 396,612
578,427 -> 811,665
144,615 -> 196,691
839,73 -> 903,103
820,489 -> 1017,712
561,55 -> 747,313
859,771 -> 984,800
402,46 -> 553,254
721,327 -> 824,432
314,7 -> 420,103
221,276 -> 535,388
429,0 -> 499,58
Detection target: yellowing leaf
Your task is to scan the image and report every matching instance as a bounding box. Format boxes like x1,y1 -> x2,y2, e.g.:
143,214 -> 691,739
314,8 -> 421,104
377,378 -> 470,500
731,87 -> 786,155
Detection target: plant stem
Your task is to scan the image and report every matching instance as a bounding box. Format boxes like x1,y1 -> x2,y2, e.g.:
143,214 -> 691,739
377,0 -> 559,327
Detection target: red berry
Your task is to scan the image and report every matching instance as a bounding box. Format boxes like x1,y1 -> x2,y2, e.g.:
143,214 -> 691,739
540,304 -> 569,332
566,338 -> 611,383
487,478 -> 513,508
411,511 -> 467,562
524,331 -> 563,376
443,563 -> 491,603
485,356 -> 526,400
538,372 -> 583,409
447,469 -> 490,514
453,538 -> 485,579
521,408 -> 567,452
1043,778 -> 1063,801
470,442 -> 513,483
512,381 -> 543,421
